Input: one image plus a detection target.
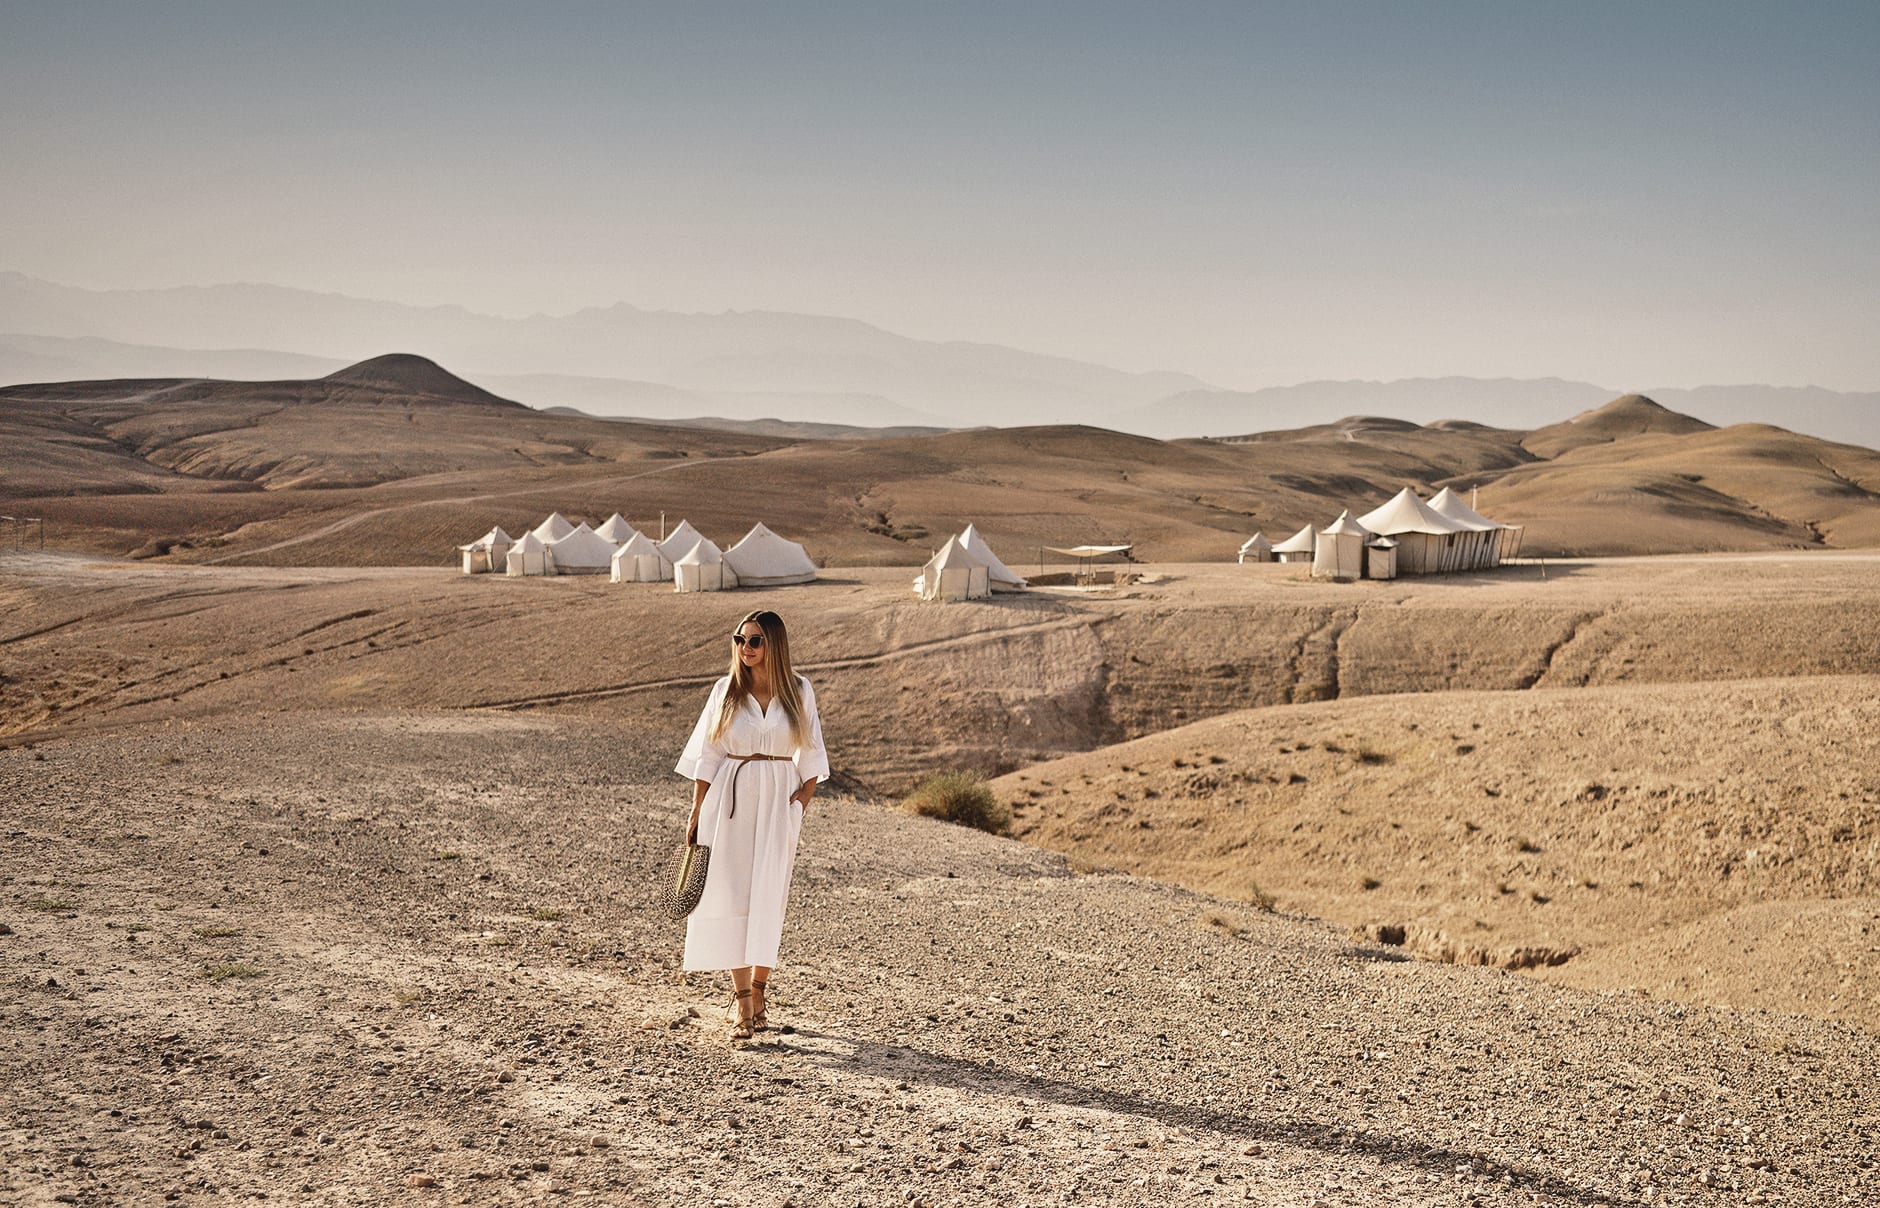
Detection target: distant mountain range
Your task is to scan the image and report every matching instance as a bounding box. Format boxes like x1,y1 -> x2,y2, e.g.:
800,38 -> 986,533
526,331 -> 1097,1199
1,271 -> 1874,448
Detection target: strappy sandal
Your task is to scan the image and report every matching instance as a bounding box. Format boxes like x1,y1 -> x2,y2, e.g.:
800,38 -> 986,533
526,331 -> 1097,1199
751,979 -> 770,1033
730,987 -> 755,1041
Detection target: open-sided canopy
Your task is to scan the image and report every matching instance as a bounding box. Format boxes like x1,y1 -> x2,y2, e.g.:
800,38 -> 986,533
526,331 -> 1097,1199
1043,544 -> 1132,558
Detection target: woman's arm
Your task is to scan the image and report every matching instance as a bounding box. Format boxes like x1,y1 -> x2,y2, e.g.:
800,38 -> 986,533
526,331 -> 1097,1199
791,777 -> 818,810
689,778 -> 710,841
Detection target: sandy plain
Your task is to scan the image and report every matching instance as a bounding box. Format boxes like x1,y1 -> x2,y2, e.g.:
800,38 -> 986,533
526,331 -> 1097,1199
4,548 -> 1880,1205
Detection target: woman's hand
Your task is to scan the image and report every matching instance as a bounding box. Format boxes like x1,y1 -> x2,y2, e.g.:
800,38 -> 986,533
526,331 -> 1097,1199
790,778 -> 818,811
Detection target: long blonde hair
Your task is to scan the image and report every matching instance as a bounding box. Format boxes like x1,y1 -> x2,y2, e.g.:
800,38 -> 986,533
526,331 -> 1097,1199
711,609 -> 806,745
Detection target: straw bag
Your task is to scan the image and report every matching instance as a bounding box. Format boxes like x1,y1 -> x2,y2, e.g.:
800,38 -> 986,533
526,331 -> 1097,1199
662,842 -> 711,919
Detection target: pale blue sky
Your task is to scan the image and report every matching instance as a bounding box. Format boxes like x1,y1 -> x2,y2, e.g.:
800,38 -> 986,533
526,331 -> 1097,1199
3,2 -> 1876,389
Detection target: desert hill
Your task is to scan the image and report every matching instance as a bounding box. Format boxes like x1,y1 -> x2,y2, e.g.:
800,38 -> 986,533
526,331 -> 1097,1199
6,359 -> 1880,564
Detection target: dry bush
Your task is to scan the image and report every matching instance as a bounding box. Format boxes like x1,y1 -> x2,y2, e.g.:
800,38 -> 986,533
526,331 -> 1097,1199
905,772 -> 1010,835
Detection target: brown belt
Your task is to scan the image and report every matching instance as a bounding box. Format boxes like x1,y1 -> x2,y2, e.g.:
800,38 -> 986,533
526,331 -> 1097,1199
725,753 -> 793,818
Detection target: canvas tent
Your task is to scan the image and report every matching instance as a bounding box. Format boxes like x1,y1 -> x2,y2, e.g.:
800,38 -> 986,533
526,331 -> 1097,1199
655,520 -> 705,576
1312,511 -> 1371,580
1238,532 -> 1274,564
1366,537 -> 1399,580
544,523 -> 617,575
1428,487 -> 1523,567
530,512 -> 576,543
723,522 -> 818,586
594,513 -> 639,544
458,526 -> 512,575
917,536 -> 990,602
1355,489 -> 1469,574
1271,524 -> 1317,563
610,531 -> 665,582
958,524 -> 1027,591
673,537 -> 735,593
504,530 -> 548,576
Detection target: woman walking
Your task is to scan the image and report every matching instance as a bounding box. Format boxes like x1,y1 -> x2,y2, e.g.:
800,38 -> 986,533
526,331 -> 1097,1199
676,609 -> 827,1040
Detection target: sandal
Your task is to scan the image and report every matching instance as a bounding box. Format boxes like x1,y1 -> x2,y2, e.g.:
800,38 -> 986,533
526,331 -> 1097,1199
730,987 -> 755,1041
751,979 -> 770,1033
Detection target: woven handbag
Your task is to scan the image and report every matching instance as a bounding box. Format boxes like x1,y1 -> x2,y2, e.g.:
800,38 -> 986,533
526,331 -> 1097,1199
662,842 -> 711,919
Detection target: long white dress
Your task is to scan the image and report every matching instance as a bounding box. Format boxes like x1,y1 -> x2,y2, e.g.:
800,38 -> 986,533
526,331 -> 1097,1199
676,675 -> 829,970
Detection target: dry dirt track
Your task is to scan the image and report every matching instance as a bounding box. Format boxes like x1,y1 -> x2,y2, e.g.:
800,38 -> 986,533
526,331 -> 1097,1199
5,712 -> 1877,1207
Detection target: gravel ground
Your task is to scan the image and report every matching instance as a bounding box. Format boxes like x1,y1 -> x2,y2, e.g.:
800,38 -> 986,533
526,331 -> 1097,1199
4,711 -> 1877,1207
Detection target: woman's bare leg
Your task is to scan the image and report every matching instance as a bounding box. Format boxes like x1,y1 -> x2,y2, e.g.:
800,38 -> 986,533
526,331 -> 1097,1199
751,964 -> 771,1026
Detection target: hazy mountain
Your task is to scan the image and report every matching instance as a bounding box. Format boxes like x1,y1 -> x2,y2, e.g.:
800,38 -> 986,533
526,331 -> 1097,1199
0,332 -> 347,385
1112,377 -> 1879,448
0,272 -> 1202,428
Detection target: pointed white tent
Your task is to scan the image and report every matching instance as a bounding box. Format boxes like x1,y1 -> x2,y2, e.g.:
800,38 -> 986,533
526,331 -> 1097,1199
544,523 -> 617,575
610,531 -> 665,582
594,513 -> 639,544
1356,489 -> 1469,575
958,524 -> 1026,591
918,536 -> 990,602
1238,532 -> 1274,564
531,512 -> 576,543
1312,511 -> 1372,580
1428,487 -> 1522,568
673,537 -> 735,593
655,520 -> 705,577
723,522 -> 818,586
1271,524 -> 1317,563
504,530 -> 548,576
458,525 -> 513,575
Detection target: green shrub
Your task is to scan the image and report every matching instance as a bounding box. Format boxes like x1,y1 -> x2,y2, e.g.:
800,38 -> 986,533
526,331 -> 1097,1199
905,772 -> 1010,835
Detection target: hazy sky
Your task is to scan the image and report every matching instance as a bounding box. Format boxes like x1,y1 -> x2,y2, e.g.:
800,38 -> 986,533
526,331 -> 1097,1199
4,2 -> 1877,390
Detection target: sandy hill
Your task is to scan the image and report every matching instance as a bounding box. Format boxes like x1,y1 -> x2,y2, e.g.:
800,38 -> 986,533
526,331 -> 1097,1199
5,362 -> 1880,563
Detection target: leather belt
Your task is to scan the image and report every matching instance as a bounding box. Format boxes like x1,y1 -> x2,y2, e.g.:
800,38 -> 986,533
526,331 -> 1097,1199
725,753 -> 793,818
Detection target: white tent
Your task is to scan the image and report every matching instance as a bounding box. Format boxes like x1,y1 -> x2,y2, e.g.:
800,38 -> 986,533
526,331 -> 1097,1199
917,536 -> 990,602
1238,532 -> 1274,564
1428,487 -> 1522,568
958,524 -> 1027,591
723,522 -> 818,586
1366,537 -> 1399,580
1356,488 -> 1469,575
544,523 -> 617,575
655,520 -> 705,576
1312,511 -> 1371,580
531,512 -> 576,543
458,525 -> 513,575
610,531 -> 666,582
594,513 -> 639,544
673,537 -> 736,593
1271,524 -> 1317,563
504,530 -> 549,576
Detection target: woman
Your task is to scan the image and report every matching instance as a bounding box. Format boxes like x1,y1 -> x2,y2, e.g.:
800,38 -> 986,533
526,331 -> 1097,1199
676,609 -> 827,1041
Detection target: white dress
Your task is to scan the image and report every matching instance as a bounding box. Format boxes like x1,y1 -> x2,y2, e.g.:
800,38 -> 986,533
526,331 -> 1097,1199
675,675 -> 829,970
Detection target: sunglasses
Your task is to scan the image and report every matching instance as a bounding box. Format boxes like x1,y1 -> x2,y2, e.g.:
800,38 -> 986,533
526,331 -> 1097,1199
731,633 -> 766,649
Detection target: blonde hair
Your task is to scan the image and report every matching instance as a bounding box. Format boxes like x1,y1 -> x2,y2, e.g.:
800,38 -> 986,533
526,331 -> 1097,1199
711,609 -> 805,746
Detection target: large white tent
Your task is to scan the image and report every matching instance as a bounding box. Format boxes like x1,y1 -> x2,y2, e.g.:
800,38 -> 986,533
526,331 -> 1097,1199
655,520 -> 705,577
544,523 -> 617,575
1312,511 -> 1371,580
1271,524 -> 1317,563
673,537 -> 735,593
917,536 -> 990,602
723,522 -> 818,586
1428,487 -> 1523,567
1356,489 -> 1468,574
1238,532 -> 1274,564
504,530 -> 548,576
958,524 -> 1027,591
531,512 -> 576,543
458,526 -> 512,575
610,531 -> 665,582
594,513 -> 639,544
